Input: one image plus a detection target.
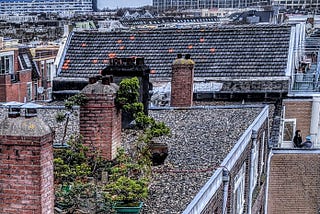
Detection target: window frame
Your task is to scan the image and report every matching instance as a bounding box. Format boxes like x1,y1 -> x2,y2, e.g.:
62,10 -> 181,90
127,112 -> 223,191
0,51 -> 14,75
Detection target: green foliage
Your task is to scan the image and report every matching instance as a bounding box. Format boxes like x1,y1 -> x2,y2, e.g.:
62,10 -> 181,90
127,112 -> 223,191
107,76 -> 171,205
54,135 -> 113,212
135,112 -> 155,129
55,111 -> 66,123
105,176 -> 148,202
65,93 -> 88,110
116,77 -> 142,116
54,136 -> 91,184
104,148 -> 150,203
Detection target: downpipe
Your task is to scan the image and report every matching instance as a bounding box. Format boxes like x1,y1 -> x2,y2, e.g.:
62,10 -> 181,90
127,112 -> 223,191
248,130 -> 257,214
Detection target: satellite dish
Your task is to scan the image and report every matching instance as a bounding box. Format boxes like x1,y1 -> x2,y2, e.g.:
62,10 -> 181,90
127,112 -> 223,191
37,87 -> 44,94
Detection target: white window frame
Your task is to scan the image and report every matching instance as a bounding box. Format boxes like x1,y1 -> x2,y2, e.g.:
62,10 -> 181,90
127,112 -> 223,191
281,118 -> 296,147
234,163 -> 246,214
0,51 -> 14,75
27,82 -> 32,101
46,59 -> 54,81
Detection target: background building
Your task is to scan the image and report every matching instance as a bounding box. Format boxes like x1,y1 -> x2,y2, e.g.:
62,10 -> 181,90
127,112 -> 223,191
0,0 -> 93,14
272,0 -> 320,11
152,0 -> 269,12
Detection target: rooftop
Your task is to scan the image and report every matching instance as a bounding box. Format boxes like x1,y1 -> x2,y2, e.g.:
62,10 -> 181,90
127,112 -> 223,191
122,105 -> 264,213
58,24 -> 291,80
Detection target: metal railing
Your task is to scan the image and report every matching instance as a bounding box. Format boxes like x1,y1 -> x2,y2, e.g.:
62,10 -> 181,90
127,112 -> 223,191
291,73 -> 320,92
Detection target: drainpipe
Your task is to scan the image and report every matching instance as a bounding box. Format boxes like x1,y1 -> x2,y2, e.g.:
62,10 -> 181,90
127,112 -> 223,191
248,130 -> 257,214
310,96 -> 320,147
264,150 -> 274,214
222,167 -> 230,214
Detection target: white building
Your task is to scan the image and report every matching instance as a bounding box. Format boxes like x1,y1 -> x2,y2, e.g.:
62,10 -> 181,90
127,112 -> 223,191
0,0 -> 94,14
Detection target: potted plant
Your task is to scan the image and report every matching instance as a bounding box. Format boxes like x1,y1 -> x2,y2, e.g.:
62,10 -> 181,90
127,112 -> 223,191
108,176 -> 147,213
104,148 -> 149,214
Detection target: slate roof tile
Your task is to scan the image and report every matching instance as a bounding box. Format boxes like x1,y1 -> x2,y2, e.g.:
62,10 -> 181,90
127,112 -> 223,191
58,25 -> 291,79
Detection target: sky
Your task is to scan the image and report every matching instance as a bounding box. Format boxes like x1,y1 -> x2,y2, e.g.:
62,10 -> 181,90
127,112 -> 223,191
98,0 -> 152,9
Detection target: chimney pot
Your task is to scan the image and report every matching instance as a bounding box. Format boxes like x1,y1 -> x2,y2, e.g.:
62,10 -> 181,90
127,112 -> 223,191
89,76 -> 98,84
3,101 -> 23,118
101,75 -> 113,85
21,103 -> 42,118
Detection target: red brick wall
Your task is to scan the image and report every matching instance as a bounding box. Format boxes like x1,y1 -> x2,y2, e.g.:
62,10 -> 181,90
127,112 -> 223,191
171,64 -> 194,107
0,133 -> 54,214
80,87 -> 121,160
0,71 -> 33,102
268,153 -> 320,214
0,49 -> 34,102
6,70 -> 32,102
0,75 -> 6,102
284,100 -> 312,137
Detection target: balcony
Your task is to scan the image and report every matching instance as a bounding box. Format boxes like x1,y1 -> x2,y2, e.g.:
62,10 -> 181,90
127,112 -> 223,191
291,73 -> 320,92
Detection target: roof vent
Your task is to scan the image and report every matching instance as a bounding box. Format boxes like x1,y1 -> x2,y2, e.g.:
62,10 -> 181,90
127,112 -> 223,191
3,101 -> 23,118
21,103 -> 42,118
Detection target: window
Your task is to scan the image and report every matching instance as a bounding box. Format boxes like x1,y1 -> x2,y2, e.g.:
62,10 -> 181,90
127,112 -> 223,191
35,82 -> 40,100
0,55 -> 13,74
22,54 -> 31,68
27,82 -> 32,101
41,61 -> 45,77
234,163 -> 246,214
282,119 -> 296,142
46,61 -> 53,81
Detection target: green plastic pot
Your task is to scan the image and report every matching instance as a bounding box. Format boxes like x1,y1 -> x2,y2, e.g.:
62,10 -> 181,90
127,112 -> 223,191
113,201 -> 143,214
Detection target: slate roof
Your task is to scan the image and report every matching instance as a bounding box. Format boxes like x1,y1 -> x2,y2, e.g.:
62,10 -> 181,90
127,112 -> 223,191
58,24 -> 291,80
120,16 -> 219,26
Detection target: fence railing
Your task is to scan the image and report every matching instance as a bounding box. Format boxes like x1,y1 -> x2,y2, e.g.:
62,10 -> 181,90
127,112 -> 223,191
291,73 -> 320,92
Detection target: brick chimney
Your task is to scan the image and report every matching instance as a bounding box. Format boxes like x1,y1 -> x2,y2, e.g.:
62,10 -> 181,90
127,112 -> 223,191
80,76 -> 121,160
0,109 -> 54,213
171,59 -> 194,107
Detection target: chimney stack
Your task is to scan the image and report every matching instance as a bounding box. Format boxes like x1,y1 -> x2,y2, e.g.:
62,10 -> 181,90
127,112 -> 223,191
80,76 -> 121,160
0,109 -> 54,213
171,54 -> 195,107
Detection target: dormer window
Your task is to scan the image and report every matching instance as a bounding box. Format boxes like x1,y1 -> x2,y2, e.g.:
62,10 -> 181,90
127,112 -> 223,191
0,54 -> 13,75
22,54 -> 31,68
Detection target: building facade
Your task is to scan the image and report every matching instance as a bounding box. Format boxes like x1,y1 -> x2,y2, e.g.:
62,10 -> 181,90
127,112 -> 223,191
152,0 -> 268,12
0,0 -> 93,14
31,46 -> 59,101
0,47 -> 39,103
272,0 -> 320,10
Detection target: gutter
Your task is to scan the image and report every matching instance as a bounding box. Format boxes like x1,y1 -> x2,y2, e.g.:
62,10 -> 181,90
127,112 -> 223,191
149,104 -> 266,111
56,30 -> 74,76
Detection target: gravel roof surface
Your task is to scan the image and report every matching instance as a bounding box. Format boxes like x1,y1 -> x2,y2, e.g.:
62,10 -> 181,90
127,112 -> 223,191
123,106 -> 263,214
0,102 -> 263,213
